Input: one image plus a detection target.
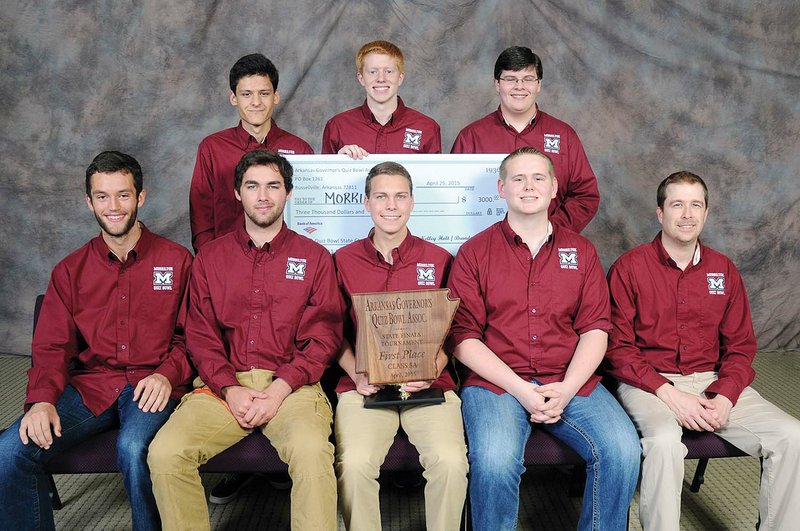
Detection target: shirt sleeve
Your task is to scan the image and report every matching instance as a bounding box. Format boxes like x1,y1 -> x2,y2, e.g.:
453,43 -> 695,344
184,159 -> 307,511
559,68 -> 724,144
189,141 -> 216,253
26,266 -> 79,409
426,121 -> 442,154
572,243 -> 612,335
446,244 -> 486,349
606,260 -> 671,394
449,128 -> 470,154
186,254 -> 239,396
321,119 -> 339,154
550,131 -> 599,233
153,252 -> 195,390
703,266 -> 756,405
274,250 -> 343,389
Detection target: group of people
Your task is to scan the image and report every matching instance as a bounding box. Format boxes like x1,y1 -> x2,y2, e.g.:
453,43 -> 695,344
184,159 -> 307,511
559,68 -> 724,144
0,39 -> 797,531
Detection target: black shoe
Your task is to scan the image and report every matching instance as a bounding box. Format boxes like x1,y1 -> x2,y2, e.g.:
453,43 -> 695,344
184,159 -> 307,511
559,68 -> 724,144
209,473 -> 253,504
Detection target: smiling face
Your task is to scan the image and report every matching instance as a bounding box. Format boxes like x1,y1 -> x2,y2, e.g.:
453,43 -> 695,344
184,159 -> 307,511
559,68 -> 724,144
230,74 -> 280,133
495,66 -> 541,117
357,53 -> 404,106
657,182 -> 708,249
86,170 -> 145,237
498,152 -> 557,217
235,164 -> 290,230
365,172 -> 414,239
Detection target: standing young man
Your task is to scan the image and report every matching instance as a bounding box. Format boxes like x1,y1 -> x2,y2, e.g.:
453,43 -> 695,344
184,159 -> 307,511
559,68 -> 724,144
322,40 -> 441,159
447,147 -> 640,530
190,53 -> 313,253
451,46 -> 599,233
333,162 -> 468,530
0,151 -> 193,531
149,150 -> 342,531
606,171 -> 800,530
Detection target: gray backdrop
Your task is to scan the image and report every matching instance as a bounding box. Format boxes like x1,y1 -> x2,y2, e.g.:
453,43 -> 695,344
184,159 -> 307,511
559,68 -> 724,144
1,1 -> 798,355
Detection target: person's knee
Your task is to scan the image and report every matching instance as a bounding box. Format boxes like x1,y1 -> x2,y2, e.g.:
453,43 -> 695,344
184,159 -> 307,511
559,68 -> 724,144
285,431 -> 334,470
468,435 -> 521,480
423,445 -> 469,478
774,418 -> 800,456
335,445 -> 380,480
146,431 -> 190,474
640,429 -> 684,461
117,430 -> 149,470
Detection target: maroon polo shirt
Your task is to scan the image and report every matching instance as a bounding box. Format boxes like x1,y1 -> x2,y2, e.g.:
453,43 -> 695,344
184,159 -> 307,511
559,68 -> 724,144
189,120 -> 313,252
447,218 -> 611,396
27,225 -> 193,416
321,97 -> 442,154
606,234 -> 757,405
187,223 -> 342,396
451,107 -> 599,233
332,232 -> 456,393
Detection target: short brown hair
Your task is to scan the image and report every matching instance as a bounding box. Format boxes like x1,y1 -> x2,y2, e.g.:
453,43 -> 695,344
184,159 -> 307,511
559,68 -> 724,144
364,161 -> 413,197
356,40 -> 404,73
499,146 -> 555,182
656,171 -> 708,209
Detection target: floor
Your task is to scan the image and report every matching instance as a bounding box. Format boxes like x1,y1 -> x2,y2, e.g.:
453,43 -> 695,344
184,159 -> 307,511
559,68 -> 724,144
1,351 -> 797,530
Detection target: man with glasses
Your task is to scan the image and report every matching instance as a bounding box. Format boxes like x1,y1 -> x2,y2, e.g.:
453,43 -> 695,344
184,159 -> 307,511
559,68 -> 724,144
451,46 -> 599,233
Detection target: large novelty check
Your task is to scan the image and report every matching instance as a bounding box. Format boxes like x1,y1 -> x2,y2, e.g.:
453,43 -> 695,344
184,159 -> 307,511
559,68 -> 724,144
284,154 -> 506,253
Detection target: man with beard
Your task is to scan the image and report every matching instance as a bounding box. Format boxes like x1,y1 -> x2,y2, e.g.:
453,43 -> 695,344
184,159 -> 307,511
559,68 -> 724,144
148,150 -> 342,531
0,151 -> 193,531
451,46 -> 599,233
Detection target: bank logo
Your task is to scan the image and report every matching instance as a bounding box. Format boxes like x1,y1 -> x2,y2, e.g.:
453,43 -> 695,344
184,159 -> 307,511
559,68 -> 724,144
416,263 -> 436,286
153,266 -> 174,291
303,226 -> 317,234
558,248 -> 578,270
403,128 -> 422,150
707,273 -> 725,295
286,257 -> 307,280
543,133 -> 561,154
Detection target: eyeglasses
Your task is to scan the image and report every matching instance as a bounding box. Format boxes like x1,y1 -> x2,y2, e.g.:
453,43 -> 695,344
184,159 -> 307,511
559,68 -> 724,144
498,76 -> 540,86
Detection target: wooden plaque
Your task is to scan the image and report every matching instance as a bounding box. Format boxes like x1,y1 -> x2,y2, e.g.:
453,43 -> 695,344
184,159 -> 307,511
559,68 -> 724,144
351,289 -> 459,385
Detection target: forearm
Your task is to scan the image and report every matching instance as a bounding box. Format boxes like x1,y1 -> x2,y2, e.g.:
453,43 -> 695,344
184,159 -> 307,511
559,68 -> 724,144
561,330 -> 607,394
453,338 -> 529,397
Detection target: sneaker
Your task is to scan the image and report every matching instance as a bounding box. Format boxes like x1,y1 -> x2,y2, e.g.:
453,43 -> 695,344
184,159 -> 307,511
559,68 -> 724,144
209,473 -> 253,504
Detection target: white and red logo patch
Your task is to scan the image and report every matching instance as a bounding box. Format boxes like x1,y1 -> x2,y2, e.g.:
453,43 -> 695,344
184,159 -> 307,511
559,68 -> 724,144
285,257 -> 307,280
558,248 -> 578,270
707,273 -> 725,295
416,263 -> 436,286
403,128 -> 422,150
153,266 -> 174,290
543,133 -> 561,154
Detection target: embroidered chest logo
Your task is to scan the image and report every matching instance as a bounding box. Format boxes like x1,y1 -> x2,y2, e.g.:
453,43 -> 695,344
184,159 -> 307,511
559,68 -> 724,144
558,248 -> 578,270
543,133 -> 561,154
285,257 -> 307,280
153,266 -> 174,291
403,128 -> 422,150
707,273 -> 725,295
416,263 -> 436,286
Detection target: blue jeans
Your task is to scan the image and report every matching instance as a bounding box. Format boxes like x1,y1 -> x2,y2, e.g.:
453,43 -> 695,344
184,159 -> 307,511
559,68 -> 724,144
0,383 -> 176,531
461,382 -> 641,531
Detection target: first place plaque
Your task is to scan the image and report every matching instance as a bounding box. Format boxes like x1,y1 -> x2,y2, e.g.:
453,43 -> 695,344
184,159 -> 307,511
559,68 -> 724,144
351,289 -> 459,407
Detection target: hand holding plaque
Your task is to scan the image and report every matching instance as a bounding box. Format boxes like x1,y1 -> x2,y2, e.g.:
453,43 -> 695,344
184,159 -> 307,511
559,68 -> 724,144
350,289 -> 459,407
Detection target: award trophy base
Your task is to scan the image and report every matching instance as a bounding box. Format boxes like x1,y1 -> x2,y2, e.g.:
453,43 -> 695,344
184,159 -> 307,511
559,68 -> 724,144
363,387 -> 445,409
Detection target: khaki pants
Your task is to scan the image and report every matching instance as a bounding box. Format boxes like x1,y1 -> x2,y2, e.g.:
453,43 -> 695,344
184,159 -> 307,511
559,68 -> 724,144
335,390 -> 468,531
618,372 -> 800,531
148,369 -> 337,531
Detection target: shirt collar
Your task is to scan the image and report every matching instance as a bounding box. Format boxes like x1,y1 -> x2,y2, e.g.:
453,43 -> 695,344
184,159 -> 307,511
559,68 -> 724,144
359,97 -> 407,125
362,228 -> 415,265
494,104 -> 539,131
234,221 -> 289,254
92,222 -> 152,264
651,232 -> 702,268
233,119 -> 280,149
500,216 -> 553,254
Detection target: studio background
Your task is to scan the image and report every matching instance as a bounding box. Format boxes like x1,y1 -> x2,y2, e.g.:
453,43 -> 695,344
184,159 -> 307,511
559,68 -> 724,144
1,1 -> 798,356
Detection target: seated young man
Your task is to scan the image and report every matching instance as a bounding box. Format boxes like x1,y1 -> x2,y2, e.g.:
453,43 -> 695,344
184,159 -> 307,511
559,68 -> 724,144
333,162 -> 468,530
148,150 -> 342,531
451,46 -> 599,233
606,171 -> 800,531
322,40 -> 441,159
190,53 -> 313,253
0,151 -> 193,531
447,147 -> 640,531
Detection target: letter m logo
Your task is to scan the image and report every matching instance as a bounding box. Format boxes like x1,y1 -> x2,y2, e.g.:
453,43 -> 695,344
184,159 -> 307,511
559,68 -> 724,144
286,261 -> 306,276
559,252 -> 577,266
153,271 -> 173,286
417,267 -> 435,282
708,277 -> 725,291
